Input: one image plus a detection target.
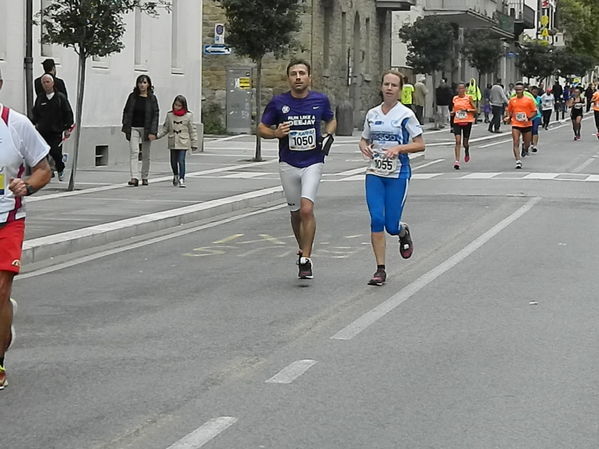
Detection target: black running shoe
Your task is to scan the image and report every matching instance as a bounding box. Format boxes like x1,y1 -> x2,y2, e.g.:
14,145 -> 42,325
368,269 -> 386,286
399,223 -> 413,259
298,257 -> 313,279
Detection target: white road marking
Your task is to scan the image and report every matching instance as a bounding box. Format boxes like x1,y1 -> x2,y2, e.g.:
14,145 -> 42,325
413,159 -> 444,170
462,172 -> 501,179
523,173 -> 559,180
221,172 -> 265,179
331,196 -> 541,340
164,417 -> 238,449
411,173 -> 443,180
572,153 -> 599,173
17,204 -> 287,280
265,360 -> 318,384
587,175 -> 599,182
479,139 -> 511,148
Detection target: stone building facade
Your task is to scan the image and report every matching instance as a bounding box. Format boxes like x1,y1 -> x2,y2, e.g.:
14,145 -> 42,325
203,0 -> 402,132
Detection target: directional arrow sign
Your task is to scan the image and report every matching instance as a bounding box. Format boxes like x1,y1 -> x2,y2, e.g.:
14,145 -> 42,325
203,44 -> 231,55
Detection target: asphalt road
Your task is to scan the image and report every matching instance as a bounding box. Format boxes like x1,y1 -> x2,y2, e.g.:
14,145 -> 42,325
3,116 -> 599,449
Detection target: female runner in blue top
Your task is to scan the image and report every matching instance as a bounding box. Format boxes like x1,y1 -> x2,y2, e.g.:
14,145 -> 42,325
359,70 -> 425,286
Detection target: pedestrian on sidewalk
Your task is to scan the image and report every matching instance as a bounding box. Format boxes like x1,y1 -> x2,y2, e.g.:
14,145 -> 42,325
0,68 -> 52,390
121,75 -> 159,187
400,76 -> 414,111
488,79 -> 508,133
530,86 -> 543,153
359,70 -> 424,286
552,81 -> 564,121
450,82 -> 477,170
34,58 -> 68,99
157,95 -> 198,188
435,78 -> 452,129
31,74 -> 74,182
413,75 -> 428,125
584,84 -> 594,113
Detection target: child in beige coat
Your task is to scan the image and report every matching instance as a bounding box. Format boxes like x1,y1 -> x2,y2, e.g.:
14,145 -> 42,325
157,95 -> 198,187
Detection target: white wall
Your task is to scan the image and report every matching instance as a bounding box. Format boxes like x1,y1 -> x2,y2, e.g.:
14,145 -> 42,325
0,0 -> 203,167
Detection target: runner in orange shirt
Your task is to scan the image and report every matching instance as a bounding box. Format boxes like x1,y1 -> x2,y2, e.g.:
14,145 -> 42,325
450,82 -> 477,170
591,86 -> 599,139
504,82 -> 537,169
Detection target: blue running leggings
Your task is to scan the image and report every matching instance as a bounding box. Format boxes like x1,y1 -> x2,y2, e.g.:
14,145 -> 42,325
365,174 -> 409,234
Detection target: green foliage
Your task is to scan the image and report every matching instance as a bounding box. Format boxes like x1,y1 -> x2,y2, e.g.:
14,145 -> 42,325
218,0 -> 302,62
556,0 -> 599,61
461,29 -> 502,76
516,41 -> 555,81
552,47 -> 595,77
398,16 -> 454,75
201,102 -> 227,135
39,0 -> 170,58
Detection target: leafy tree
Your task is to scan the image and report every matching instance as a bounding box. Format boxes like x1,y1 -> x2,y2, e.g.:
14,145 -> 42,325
556,0 -> 599,61
516,41 -> 555,83
398,16 -> 454,124
461,29 -> 502,80
39,0 -> 170,191
552,47 -> 595,78
219,0 -> 302,161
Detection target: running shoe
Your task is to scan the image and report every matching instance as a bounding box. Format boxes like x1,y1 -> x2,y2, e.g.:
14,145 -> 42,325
58,171 -> 64,181
368,269 -> 387,286
453,161 -> 460,170
531,146 -> 537,153
298,257 -> 313,279
464,147 -> 470,163
515,160 -> 522,169
172,175 -> 179,186
399,223 -> 413,259
141,179 -> 149,186
7,298 -> 17,351
0,365 -> 6,390
178,178 -> 186,188
521,147 -> 528,157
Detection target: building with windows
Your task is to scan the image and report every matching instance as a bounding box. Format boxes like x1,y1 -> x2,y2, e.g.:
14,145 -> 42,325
0,0 -> 203,168
202,0 -> 415,132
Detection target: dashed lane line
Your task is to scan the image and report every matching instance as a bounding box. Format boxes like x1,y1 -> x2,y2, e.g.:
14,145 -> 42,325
265,360 -> 319,384
164,417 -> 238,449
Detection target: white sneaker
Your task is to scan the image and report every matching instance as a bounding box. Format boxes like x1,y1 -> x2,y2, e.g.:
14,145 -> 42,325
178,178 -> 186,188
515,160 -> 522,169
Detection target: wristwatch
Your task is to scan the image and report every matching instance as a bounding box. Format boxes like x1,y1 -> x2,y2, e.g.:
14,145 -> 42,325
25,183 -> 36,196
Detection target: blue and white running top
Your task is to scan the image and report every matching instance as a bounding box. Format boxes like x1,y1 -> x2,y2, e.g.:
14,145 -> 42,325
361,102 -> 422,179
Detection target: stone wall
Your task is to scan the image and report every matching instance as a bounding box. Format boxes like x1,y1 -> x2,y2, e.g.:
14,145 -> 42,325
203,0 -> 390,131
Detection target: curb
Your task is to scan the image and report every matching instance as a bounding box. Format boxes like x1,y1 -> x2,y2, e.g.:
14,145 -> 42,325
22,186 -> 285,265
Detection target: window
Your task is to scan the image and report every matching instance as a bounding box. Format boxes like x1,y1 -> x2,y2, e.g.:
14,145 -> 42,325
40,0 -> 53,57
134,7 -> 143,66
171,0 -> 182,71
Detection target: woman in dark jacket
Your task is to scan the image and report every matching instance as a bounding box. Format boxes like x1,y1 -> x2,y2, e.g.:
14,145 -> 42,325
32,73 -> 74,181
121,74 -> 159,186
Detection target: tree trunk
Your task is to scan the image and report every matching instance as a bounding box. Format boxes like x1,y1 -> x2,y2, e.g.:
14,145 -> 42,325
253,56 -> 263,162
68,53 -> 86,191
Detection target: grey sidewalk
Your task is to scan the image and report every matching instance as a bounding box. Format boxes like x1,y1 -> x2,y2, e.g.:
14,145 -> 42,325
21,125 -> 510,265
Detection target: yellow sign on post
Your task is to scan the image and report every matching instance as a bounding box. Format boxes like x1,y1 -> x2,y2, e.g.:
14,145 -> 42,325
540,15 -> 549,26
236,77 -> 251,89
541,28 -> 549,37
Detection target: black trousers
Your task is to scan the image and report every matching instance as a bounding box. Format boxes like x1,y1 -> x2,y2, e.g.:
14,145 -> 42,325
414,105 -> 424,125
40,131 -> 64,173
489,105 -> 504,131
542,109 -> 552,128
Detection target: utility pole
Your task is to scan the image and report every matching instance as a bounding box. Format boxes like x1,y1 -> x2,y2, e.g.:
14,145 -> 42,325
25,0 -> 34,118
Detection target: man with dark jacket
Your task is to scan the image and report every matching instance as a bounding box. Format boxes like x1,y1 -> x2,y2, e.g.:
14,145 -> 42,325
34,59 -> 68,99
435,78 -> 453,129
32,74 -> 74,181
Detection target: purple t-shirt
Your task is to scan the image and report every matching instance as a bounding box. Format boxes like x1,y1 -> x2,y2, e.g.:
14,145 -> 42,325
261,91 -> 334,168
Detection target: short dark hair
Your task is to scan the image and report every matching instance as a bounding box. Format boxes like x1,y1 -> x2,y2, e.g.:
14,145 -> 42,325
42,58 -> 55,73
286,59 -> 311,76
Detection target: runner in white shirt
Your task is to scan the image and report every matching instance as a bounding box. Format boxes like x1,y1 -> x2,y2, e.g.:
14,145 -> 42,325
0,72 -> 51,390
359,70 -> 425,286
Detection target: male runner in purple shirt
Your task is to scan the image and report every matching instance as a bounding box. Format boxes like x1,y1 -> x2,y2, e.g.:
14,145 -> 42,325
258,59 -> 337,280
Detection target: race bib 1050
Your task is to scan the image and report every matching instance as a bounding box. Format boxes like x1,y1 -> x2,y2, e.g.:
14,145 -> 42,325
289,129 -> 316,151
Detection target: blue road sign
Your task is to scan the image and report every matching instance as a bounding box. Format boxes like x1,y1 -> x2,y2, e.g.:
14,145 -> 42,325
203,44 -> 231,55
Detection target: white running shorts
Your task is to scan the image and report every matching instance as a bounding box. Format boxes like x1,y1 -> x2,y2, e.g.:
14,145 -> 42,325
279,162 -> 324,211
